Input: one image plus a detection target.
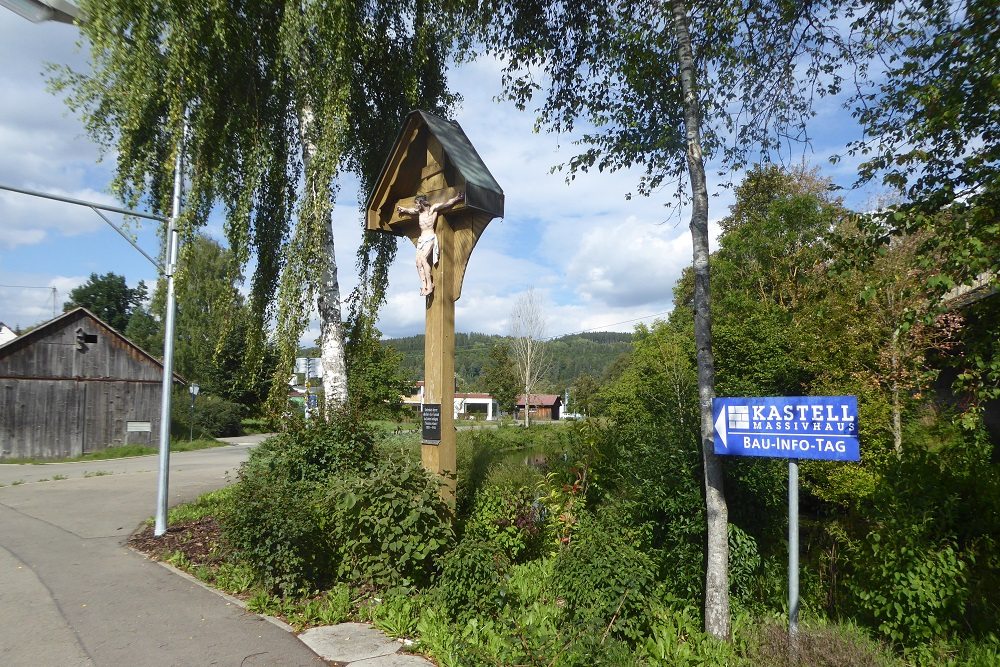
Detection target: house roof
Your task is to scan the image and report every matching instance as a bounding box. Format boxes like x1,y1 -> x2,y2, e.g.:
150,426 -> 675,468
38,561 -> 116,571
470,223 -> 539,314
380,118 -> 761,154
0,307 -> 185,383
517,394 -> 562,407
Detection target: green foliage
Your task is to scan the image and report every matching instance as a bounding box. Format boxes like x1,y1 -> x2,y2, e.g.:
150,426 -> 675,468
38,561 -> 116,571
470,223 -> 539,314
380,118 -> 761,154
222,462 -> 328,595
463,470 -> 548,563
257,411 -> 377,482
370,590 -> 424,639
286,586 -> 352,631
389,331 -> 632,393
728,524 -> 763,609
849,532 -> 968,648
436,538 -> 511,622
166,486 -> 234,525
345,320 -> 411,420
480,342 -> 520,415
322,450 -> 454,589
551,512 -> 658,644
220,414 -> 377,594
213,562 -> 256,594
64,272 -> 147,333
171,389 -> 245,438
638,604 -> 739,666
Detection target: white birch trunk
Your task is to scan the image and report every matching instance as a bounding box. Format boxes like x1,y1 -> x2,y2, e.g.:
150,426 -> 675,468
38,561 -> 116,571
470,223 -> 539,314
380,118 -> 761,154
299,105 -> 349,411
670,0 -> 731,640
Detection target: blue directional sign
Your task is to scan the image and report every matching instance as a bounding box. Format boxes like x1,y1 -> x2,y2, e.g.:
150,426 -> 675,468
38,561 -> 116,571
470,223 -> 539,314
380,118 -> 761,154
712,396 -> 859,461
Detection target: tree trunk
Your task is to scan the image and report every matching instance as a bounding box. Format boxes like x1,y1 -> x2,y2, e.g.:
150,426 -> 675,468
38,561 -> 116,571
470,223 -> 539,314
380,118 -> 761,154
298,105 -> 349,411
670,0 -> 731,640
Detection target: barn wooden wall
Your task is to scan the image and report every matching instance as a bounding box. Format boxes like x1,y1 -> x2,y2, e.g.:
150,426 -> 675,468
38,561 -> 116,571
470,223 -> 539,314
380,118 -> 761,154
0,310 -> 167,460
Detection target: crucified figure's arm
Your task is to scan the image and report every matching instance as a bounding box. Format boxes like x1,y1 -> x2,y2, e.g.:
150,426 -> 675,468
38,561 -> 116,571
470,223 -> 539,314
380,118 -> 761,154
397,203 -> 420,216
430,191 -> 464,215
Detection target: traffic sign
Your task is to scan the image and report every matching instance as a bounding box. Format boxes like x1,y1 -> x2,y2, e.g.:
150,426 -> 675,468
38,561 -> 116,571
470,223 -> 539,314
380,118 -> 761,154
712,395 -> 859,461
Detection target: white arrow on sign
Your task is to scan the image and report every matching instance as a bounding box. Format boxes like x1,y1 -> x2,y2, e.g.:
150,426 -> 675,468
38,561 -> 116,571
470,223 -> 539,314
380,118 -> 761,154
714,407 -> 728,448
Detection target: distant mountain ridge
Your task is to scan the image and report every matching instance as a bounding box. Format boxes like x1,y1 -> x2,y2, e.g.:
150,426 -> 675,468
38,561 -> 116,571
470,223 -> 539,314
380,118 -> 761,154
384,331 -> 633,391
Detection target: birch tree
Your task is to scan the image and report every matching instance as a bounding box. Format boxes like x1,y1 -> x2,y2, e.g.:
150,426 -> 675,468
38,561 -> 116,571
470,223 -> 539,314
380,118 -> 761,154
476,0 -> 848,638
508,290 -> 550,427
52,0 -> 458,416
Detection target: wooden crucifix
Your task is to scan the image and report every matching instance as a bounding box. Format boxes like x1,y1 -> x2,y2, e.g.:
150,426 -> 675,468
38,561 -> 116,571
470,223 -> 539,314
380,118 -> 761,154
366,111 -> 504,505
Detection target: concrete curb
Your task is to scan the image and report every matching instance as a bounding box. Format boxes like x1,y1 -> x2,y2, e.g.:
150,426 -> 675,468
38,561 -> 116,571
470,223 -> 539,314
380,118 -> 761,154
138,551 -> 434,666
149,558 -> 297,633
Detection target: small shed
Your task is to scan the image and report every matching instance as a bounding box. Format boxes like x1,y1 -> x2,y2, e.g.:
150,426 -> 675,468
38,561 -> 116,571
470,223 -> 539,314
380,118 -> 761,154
0,308 -> 181,460
516,394 -> 563,421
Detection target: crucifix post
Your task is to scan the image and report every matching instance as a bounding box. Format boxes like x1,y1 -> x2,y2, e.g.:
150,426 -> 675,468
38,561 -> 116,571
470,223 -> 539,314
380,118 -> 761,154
421,207 -> 457,502
366,111 -> 504,508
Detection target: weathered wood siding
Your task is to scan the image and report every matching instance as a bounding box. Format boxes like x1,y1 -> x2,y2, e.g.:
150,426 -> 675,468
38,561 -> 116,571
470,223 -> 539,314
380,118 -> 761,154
0,309 -> 166,459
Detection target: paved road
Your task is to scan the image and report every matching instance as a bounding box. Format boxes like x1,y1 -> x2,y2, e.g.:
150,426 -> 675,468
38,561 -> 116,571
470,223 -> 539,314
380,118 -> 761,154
0,441 -> 325,666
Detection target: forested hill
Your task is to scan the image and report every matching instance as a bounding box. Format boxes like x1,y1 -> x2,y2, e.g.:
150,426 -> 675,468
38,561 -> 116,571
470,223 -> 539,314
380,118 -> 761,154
385,331 -> 633,391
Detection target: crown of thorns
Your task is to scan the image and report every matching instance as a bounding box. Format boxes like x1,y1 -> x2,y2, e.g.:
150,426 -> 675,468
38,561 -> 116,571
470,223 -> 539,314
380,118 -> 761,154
415,195 -> 429,206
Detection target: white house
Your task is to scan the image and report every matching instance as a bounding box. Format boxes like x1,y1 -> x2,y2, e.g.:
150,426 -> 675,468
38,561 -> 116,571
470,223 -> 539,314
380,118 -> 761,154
404,382 -> 499,421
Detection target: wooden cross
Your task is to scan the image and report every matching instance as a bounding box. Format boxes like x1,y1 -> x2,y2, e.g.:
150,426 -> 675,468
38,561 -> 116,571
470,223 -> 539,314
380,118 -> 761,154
366,111 -> 504,505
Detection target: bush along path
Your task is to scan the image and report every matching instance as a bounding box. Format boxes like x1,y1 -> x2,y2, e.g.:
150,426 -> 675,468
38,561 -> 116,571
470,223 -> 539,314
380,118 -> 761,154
130,413 -> 1000,666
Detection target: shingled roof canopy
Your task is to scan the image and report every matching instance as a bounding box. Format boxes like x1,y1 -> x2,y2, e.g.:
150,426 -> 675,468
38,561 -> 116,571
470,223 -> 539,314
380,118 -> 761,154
365,110 -> 504,236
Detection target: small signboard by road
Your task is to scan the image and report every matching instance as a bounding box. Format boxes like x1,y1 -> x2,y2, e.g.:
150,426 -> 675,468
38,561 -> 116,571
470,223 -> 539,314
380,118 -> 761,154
712,395 -> 859,461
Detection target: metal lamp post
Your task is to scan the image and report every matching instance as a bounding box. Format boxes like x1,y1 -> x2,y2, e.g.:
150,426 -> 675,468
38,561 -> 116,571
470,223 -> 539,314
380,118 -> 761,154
188,383 -> 200,441
2,0 -> 186,537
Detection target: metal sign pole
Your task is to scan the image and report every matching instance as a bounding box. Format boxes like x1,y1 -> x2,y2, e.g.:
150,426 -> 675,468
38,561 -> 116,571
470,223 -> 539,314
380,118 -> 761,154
789,458 -> 799,655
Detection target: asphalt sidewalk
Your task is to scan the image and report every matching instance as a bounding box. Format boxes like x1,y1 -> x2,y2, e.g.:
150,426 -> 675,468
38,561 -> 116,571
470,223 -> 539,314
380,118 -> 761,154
0,445 -> 324,666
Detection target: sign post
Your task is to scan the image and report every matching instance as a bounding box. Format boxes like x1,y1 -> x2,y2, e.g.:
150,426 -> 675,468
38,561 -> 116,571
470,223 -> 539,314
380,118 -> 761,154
712,395 -> 859,651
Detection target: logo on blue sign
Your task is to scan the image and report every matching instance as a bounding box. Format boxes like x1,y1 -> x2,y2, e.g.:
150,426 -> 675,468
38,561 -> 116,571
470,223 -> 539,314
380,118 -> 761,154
712,396 -> 860,461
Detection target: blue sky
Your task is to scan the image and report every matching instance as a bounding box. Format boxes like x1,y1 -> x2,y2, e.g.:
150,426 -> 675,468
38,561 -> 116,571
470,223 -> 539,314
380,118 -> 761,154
0,9 -> 882,341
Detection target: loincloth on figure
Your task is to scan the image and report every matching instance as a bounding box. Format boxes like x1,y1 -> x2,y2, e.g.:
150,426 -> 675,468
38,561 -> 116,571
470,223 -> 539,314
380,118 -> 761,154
416,234 -> 440,265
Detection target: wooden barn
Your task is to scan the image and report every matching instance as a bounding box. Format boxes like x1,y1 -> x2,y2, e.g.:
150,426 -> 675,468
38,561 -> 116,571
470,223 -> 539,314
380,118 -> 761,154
0,308 -> 180,460
516,394 -> 563,421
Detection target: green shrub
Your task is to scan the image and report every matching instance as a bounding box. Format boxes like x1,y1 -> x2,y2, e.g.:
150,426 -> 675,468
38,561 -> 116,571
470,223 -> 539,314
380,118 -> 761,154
172,390 -> 245,438
436,538 -> 511,622
848,530 -> 969,648
463,479 -> 548,563
257,410 -> 376,481
729,523 -> 763,608
551,512 -> 658,643
221,466 -> 328,595
323,450 -> 454,589
219,413 -> 376,594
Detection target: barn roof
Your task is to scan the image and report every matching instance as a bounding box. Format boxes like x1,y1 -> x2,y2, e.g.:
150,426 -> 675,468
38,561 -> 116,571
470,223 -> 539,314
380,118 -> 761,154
0,307 -> 185,383
517,394 -> 563,407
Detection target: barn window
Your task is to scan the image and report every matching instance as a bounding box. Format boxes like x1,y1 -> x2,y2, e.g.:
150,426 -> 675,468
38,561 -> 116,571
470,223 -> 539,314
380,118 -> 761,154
75,327 -> 98,351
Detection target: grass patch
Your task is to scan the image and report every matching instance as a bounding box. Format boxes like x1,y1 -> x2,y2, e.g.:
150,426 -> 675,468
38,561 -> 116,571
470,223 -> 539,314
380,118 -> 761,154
84,470 -> 112,478
0,438 -> 225,465
167,486 -> 235,524
52,474 -> 68,481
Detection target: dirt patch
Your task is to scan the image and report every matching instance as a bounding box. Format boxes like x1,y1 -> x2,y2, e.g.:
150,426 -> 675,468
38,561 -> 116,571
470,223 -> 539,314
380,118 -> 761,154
128,516 -> 224,566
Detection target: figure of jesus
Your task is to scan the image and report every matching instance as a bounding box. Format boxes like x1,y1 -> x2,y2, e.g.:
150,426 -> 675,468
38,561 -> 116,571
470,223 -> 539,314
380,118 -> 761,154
397,192 -> 465,296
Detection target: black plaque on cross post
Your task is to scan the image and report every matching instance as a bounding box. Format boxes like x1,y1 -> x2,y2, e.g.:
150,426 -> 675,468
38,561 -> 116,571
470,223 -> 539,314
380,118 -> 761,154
422,403 -> 442,443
